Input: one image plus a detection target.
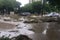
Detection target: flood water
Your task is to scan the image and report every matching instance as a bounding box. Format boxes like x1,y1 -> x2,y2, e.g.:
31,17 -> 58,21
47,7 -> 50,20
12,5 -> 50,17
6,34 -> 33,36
29,22 -> 60,40
0,17 -> 60,40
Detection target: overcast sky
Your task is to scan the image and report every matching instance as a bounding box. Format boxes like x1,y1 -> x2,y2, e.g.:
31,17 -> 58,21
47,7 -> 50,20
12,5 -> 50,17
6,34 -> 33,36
16,0 -> 29,6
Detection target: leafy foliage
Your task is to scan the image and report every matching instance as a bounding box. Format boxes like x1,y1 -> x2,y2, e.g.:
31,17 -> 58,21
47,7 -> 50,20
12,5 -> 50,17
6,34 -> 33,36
21,1 -> 42,14
21,1 -> 54,14
21,3 -> 33,13
0,0 -> 21,14
47,0 -> 60,6
32,1 -> 42,14
47,0 -> 60,12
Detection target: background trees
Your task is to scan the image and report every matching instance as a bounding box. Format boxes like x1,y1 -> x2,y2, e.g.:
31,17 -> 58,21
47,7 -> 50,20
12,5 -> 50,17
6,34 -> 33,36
0,0 -> 59,15
0,0 -> 21,15
21,0 -> 60,14
20,3 -> 33,13
14,1 -> 21,14
47,0 -> 60,12
47,0 -> 60,6
21,1 -> 42,14
21,1 -> 52,14
32,1 -> 42,14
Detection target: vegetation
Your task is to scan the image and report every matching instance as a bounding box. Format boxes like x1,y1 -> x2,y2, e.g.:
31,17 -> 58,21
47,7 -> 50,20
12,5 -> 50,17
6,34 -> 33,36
47,0 -> 60,6
21,1 -> 59,14
32,1 -> 42,14
47,0 -> 60,12
0,0 -> 21,15
21,0 -> 60,14
0,0 -> 59,15
20,3 -> 33,13
21,1 -> 43,14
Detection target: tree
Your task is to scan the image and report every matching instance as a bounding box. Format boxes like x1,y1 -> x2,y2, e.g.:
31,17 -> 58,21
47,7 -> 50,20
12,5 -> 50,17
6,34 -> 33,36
1,0 -> 16,14
20,3 -> 33,13
32,1 -> 42,14
14,1 -> 21,14
21,1 -> 43,14
0,0 -> 21,14
21,1 -> 57,14
47,0 -> 60,6
47,0 -> 60,12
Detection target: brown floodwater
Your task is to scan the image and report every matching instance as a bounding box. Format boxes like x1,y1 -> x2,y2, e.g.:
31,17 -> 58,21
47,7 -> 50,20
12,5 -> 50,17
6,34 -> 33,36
0,17 -> 60,40
27,22 -> 60,40
0,22 -> 16,30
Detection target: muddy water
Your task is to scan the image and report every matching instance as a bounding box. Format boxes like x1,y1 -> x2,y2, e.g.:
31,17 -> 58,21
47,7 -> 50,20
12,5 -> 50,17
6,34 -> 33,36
28,23 -> 49,40
46,22 -> 60,40
28,22 -> 60,40
0,17 -> 60,40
